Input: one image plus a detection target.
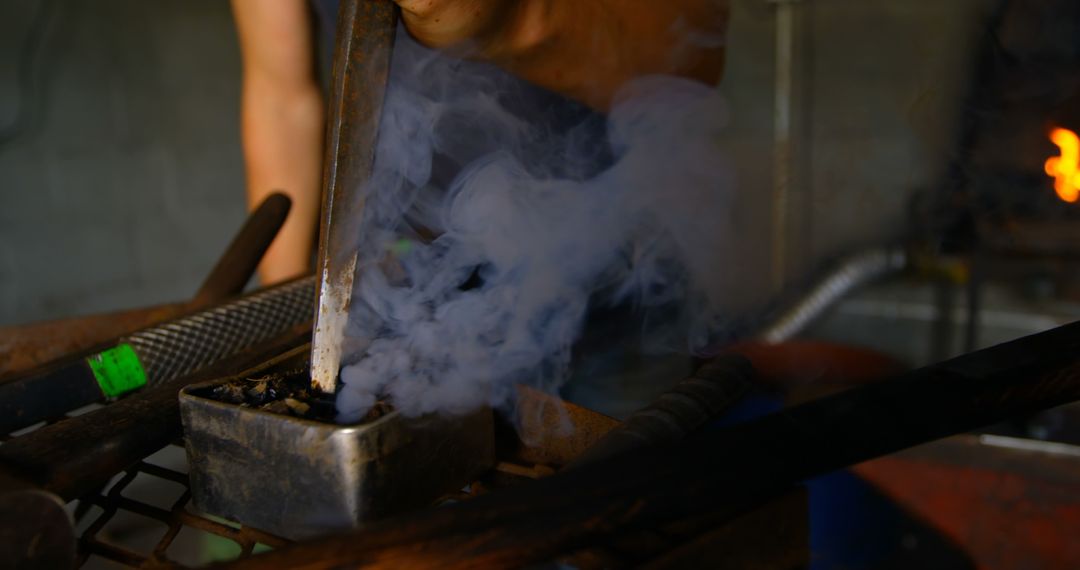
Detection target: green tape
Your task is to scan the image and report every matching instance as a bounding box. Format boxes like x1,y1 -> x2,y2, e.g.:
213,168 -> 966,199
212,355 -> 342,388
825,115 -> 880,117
388,238 -> 412,256
87,343 -> 147,398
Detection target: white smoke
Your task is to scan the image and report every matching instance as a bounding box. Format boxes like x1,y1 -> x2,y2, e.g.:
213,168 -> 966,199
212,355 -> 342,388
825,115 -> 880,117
336,35 -> 748,422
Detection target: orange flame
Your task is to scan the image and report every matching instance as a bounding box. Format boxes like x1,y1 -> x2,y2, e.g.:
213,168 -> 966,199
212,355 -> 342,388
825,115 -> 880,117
1045,127 -> 1080,203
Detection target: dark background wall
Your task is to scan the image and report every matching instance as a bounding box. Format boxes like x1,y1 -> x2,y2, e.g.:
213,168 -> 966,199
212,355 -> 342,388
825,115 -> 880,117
0,0 -> 994,327
0,0 -> 246,325
720,0 -> 995,293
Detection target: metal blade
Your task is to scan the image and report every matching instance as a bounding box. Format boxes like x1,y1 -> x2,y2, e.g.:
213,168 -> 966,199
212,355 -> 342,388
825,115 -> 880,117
311,0 -> 397,394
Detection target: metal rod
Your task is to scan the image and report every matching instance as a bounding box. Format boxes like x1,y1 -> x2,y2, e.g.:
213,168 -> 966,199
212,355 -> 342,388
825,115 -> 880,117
193,192 -> 292,306
568,355 -> 752,467
310,0 -> 397,394
770,0 -> 799,291
230,318 -> 1080,569
964,251 -> 984,353
0,325 -> 310,502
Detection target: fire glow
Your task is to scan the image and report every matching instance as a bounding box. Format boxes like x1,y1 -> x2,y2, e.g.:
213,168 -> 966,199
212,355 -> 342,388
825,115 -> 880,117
1045,127 -> 1080,203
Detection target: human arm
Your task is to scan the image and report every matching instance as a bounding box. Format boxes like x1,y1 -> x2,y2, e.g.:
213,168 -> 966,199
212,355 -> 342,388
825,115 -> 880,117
231,0 -> 325,284
394,0 -> 731,110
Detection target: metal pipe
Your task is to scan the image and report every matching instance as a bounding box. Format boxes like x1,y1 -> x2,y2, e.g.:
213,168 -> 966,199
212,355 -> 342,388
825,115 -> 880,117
193,192 -> 292,306
770,0 -> 800,291
569,355 -> 752,467
0,193 -> 291,379
756,247 -> 908,343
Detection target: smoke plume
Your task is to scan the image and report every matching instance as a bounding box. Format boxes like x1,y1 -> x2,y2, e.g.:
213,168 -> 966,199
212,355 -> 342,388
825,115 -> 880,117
336,35 -> 747,422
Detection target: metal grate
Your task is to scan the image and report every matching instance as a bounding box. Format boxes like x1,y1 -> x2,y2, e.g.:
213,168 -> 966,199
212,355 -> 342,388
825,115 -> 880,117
72,446 -> 289,568
0,372 -> 562,567
0,378 -> 549,566
67,444 -> 546,568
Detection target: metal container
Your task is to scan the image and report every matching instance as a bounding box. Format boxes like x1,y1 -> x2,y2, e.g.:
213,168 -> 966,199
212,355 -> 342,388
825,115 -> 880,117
179,346 -> 495,539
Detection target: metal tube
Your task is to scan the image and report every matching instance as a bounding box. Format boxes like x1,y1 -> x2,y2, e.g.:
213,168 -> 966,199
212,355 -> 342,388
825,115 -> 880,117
0,325 -> 310,502
193,192 -> 292,306
756,247 -> 907,343
770,0 -> 799,291
569,355 -> 752,467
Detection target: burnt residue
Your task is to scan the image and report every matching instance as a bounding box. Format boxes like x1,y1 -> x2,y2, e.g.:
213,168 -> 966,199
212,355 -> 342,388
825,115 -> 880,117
178,343 -> 496,539
202,369 -> 392,424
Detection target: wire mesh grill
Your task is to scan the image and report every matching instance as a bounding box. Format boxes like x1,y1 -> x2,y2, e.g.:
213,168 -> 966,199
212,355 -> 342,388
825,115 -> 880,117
0,338 -> 563,568
0,386 -> 561,568
0,408 -> 292,567
0,365 -> 547,566
62,443 -> 543,568
72,446 -> 289,569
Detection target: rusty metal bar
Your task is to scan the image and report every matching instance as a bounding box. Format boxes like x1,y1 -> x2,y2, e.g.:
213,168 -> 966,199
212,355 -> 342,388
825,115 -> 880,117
310,0 -> 397,394
193,192 -> 292,306
227,318 -> 1080,569
0,193 -> 292,380
569,356 -> 752,467
0,324 -> 310,502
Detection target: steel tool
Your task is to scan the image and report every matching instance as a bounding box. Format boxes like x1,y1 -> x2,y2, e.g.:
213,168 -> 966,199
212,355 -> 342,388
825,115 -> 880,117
310,0 -> 397,394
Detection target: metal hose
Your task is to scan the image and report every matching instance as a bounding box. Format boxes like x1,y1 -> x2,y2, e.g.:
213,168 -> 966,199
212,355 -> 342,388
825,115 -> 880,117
756,248 -> 907,343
